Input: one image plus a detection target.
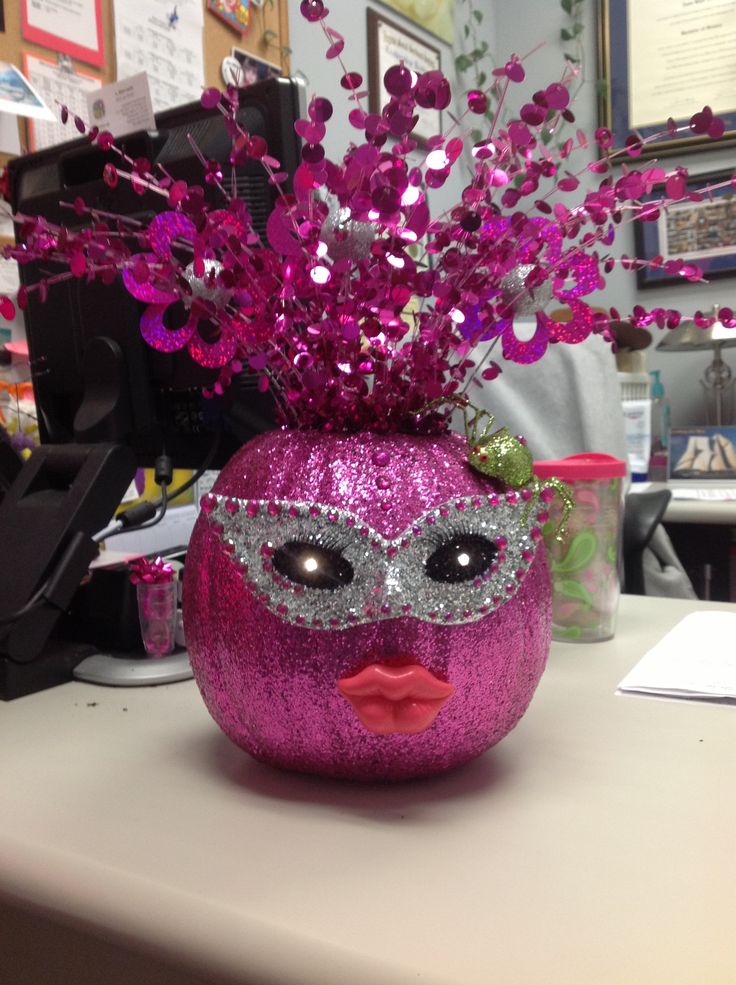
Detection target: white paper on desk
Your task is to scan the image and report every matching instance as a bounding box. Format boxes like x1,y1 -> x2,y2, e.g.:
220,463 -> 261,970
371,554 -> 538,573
25,54 -> 101,151
670,487 -> 736,502
618,611 -> 736,700
113,0 -> 205,114
108,504 -> 197,556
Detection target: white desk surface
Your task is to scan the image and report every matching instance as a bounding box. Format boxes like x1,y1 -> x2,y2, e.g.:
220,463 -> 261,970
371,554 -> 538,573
632,480 -> 736,524
664,495 -> 736,525
1,595 -> 735,985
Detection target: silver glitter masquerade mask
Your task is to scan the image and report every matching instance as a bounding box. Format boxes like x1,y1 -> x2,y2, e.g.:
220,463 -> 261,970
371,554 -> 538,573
201,491 -> 542,629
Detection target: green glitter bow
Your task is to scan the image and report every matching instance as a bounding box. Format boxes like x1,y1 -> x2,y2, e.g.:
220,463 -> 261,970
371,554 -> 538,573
462,404 -> 573,540
415,396 -> 573,538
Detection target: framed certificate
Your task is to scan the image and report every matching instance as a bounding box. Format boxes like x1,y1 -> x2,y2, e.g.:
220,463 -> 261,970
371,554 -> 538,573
598,0 -> 736,157
367,8 -> 442,145
374,0 -> 455,44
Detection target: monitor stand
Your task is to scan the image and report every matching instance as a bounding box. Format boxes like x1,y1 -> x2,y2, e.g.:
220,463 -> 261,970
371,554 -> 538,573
0,443 -> 139,699
73,649 -> 193,686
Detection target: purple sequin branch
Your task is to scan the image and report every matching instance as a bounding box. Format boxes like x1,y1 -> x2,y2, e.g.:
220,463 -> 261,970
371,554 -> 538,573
2,0 -> 734,430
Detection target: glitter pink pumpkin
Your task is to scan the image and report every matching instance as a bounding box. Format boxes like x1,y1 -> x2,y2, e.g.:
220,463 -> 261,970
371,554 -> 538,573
184,430 -> 551,781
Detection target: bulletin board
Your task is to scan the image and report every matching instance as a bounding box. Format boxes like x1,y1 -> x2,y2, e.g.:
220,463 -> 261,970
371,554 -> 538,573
0,0 -> 290,171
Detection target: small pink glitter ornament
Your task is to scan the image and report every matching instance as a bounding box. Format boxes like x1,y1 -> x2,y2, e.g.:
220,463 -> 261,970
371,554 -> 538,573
185,430 -> 551,780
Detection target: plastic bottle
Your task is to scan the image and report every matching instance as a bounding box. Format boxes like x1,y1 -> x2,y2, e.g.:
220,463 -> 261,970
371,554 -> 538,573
618,371 -> 651,481
648,370 -> 670,481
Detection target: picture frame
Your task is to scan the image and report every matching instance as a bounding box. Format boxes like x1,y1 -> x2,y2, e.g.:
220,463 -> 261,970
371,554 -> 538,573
633,170 -> 736,288
669,426 -> 736,480
597,0 -> 736,158
222,48 -> 281,89
374,0 -> 455,45
367,8 -> 442,146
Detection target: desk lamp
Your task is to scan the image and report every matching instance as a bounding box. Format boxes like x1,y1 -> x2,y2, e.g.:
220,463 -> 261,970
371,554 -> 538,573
656,305 -> 736,425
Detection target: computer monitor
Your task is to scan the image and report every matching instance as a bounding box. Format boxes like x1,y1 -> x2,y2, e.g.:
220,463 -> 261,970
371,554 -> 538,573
7,76 -> 304,469
0,78 -> 304,693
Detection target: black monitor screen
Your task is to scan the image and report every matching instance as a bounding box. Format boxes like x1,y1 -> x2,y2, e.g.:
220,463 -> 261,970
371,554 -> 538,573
8,77 -> 304,469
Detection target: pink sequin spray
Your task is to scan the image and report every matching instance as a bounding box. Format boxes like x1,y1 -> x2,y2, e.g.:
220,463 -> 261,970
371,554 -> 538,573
184,430 -> 551,780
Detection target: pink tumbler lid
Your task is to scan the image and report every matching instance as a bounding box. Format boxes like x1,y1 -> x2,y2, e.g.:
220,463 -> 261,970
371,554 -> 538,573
534,452 -> 627,481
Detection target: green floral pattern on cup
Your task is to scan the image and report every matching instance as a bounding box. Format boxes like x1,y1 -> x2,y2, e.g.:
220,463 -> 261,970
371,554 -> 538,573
542,477 -> 623,643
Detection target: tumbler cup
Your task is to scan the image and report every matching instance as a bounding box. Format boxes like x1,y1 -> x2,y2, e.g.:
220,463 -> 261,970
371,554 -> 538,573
137,581 -> 178,655
534,453 -> 627,643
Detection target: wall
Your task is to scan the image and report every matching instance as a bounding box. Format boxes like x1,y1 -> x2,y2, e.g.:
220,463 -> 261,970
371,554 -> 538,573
286,0 -> 482,221
492,0 -> 736,426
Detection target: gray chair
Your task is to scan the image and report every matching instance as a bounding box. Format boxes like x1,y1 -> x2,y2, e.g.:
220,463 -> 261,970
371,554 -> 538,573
623,489 -> 671,595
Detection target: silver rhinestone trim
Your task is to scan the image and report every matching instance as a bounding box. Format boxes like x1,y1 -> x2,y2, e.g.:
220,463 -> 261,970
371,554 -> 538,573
203,493 -> 539,629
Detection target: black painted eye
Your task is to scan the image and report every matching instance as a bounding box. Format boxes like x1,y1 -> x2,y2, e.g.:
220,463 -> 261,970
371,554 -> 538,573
425,534 -> 497,583
272,541 -> 354,590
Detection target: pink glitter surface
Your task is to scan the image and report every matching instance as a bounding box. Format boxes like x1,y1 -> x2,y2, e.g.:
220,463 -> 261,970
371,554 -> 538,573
184,430 -> 551,781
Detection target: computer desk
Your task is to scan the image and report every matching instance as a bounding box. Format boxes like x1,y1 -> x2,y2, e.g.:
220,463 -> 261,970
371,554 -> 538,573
657,485 -> 736,599
0,595 -> 734,985
664,495 -> 736,525
630,480 -> 736,525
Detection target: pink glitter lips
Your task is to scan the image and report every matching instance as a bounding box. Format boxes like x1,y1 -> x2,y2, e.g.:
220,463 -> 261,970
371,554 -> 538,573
338,662 -> 454,735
